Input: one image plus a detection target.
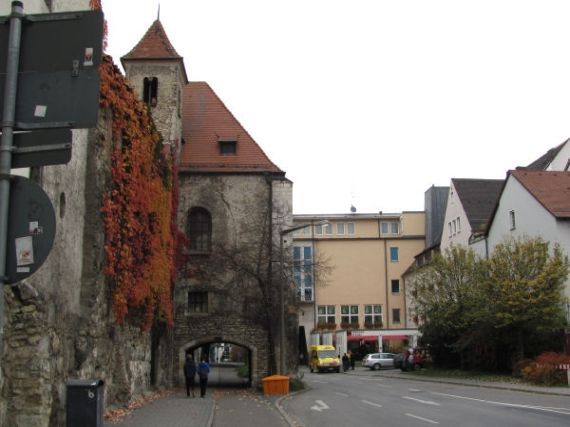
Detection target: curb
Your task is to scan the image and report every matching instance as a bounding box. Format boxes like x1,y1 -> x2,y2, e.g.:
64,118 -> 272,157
275,386 -> 312,427
206,397 -> 216,427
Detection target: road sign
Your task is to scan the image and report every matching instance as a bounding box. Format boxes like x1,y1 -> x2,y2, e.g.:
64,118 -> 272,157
0,9 -> 103,129
5,175 -> 56,284
10,128 -> 72,168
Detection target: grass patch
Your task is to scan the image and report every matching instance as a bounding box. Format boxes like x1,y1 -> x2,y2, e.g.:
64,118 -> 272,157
408,368 -> 526,384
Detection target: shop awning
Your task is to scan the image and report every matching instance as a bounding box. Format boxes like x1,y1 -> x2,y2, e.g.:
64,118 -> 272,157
382,335 -> 409,341
347,335 -> 380,342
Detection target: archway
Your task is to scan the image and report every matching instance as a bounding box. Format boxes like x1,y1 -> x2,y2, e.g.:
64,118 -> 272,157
180,337 -> 257,388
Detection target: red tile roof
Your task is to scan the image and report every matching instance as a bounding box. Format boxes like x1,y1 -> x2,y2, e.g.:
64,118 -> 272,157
511,170 -> 570,218
121,20 -> 188,83
179,82 -> 283,174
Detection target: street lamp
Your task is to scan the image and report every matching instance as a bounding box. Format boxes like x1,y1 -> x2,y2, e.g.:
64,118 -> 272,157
279,220 -> 329,374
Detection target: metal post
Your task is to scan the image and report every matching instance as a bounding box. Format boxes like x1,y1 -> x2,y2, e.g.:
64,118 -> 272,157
279,233 -> 285,375
0,1 -> 24,347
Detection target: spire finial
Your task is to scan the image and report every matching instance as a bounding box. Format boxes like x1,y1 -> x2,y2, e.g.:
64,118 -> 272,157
157,3 -> 160,20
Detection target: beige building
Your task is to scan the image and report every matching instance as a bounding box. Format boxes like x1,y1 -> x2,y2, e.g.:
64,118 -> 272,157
292,212 -> 425,360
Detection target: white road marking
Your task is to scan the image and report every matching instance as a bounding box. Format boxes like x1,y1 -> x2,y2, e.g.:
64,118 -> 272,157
310,400 -> 330,412
376,383 -> 393,388
362,399 -> 383,408
403,396 -> 441,406
335,392 -> 349,397
409,388 -> 422,392
405,413 -> 439,424
310,380 -> 329,384
432,392 -> 570,416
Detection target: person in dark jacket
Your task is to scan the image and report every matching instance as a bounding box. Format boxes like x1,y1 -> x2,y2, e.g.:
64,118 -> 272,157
197,357 -> 210,398
342,353 -> 350,372
184,354 -> 197,397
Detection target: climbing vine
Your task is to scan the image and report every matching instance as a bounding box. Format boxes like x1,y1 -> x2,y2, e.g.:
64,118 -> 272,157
99,55 -> 175,330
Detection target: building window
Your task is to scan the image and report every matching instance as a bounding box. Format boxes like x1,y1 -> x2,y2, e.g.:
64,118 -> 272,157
382,222 -> 399,234
452,219 -> 457,235
347,223 -> 355,235
448,221 -> 452,237
188,291 -> 208,313
509,210 -> 516,230
390,247 -> 399,262
219,140 -> 237,155
293,245 -> 313,302
391,279 -> 400,294
187,207 -> 212,252
337,223 -> 345,235
317,305 -> 336,325
324,223 -> 333,235
392,308 -> 401,324
364,305 -> 383,326
341,305 -> 359,325
456,217 -> 461,233
315,224 -> 324,235
143,77 -> 158,107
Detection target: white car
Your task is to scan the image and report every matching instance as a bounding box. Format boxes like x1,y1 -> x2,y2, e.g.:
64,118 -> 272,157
362,353 -> 395,370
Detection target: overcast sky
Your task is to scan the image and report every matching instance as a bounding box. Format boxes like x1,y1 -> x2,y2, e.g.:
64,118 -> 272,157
103,0 -> 570,215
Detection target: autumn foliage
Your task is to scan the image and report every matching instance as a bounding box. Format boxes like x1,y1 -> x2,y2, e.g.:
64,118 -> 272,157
99,56 -> 175,330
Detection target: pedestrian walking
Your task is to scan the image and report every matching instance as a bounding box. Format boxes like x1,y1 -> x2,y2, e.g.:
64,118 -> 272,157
183,354 -> 197,397
342,353 -> 350,372
197,357 -> 210,398
349,351 -> 355,370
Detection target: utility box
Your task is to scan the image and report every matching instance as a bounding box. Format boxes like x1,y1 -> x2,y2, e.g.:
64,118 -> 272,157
66,379 -> 105,427
261,375 -> 289,395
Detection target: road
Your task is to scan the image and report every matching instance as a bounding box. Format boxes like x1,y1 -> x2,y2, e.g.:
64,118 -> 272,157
281,368 -> 570,426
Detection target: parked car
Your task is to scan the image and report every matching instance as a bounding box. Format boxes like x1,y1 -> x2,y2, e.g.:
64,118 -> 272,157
362,353 -> 395,370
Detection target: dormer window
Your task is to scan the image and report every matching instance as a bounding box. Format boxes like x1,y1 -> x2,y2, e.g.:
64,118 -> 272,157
143,77 -> 158,107
218,138 -> 237,155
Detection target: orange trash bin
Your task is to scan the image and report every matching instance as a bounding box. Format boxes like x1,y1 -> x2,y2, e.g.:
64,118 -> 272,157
261,375 -> 289,395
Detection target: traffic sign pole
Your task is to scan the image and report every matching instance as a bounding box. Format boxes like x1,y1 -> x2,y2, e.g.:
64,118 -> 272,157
0,1 -> 23,346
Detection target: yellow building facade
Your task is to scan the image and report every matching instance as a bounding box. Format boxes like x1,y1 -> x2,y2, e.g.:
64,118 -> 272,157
292,212 -> 425,359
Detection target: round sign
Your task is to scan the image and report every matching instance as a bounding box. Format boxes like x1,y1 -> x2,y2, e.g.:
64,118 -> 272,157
5,175 -> 56,284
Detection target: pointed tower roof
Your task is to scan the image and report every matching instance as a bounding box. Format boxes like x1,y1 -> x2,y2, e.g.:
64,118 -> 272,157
179,82 -> 284,175
121,19 -> 188,83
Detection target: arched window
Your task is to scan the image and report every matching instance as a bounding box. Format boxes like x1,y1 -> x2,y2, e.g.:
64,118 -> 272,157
187,207 -> 212,252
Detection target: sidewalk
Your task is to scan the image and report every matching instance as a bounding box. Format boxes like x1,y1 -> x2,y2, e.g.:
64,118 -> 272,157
104,388 -> 289,427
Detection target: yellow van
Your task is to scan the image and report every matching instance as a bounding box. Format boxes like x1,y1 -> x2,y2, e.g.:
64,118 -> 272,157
309,345 -> 340,373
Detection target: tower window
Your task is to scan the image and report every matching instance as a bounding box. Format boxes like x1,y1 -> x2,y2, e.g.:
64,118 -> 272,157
187,207 -> 212,252
143,77 -> 158,107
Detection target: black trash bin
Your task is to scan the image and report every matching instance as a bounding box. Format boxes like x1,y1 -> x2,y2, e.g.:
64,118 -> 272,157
66,379 -> 104,427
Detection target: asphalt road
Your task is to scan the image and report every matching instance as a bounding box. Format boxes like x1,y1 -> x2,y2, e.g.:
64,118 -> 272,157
281,369 -> 570,426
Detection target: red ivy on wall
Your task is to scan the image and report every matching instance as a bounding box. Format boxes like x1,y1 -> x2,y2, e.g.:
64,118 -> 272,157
99,56 -> 175,330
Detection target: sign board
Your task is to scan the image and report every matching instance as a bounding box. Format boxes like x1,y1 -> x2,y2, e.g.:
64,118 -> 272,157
0,10 -> 104,129
5,175 -> 56,284
10,129 -> 72,168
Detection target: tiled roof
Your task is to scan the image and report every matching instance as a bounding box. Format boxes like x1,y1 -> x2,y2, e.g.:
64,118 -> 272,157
522,139 -> 568,170
179,82 -> 283,174
510,170 -> 570,218
452,178 -> 504,232
122,20 -> 182,60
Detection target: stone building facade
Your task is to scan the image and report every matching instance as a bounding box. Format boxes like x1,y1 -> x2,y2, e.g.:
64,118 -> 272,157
121,22 -> 295,386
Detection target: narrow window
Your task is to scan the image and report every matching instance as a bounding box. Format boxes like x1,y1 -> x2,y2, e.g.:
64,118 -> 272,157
143,77 -> 158,107
448,221 -> 452,237
324,223 -> 333,235
187,207 -> 212,252
392,308 -> 401,324
452,219 -> 457,235
188,291 -> 208,313
381,222 -> 388,234
509,210 -> 516,230
391,222 -> 399,234
347,223 -> 355,235
390,247 -> 399,262
391,279 -> 400,294
456,217 -> 461,233
337,223 -> 345,235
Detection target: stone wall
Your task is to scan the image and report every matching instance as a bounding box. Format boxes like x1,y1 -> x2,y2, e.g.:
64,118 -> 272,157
0,108 -> 164,426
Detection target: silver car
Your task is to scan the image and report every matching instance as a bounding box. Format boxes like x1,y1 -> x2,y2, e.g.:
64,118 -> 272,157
362,353 -> 395,370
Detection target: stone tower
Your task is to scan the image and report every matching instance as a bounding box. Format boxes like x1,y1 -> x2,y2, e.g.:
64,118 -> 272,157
121,19 -> 188,147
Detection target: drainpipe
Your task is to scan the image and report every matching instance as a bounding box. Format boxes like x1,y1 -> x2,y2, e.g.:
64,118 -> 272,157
384,239 -> 390,330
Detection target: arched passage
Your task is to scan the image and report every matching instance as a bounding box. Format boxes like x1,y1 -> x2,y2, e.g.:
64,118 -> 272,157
179,336 -> 259,388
